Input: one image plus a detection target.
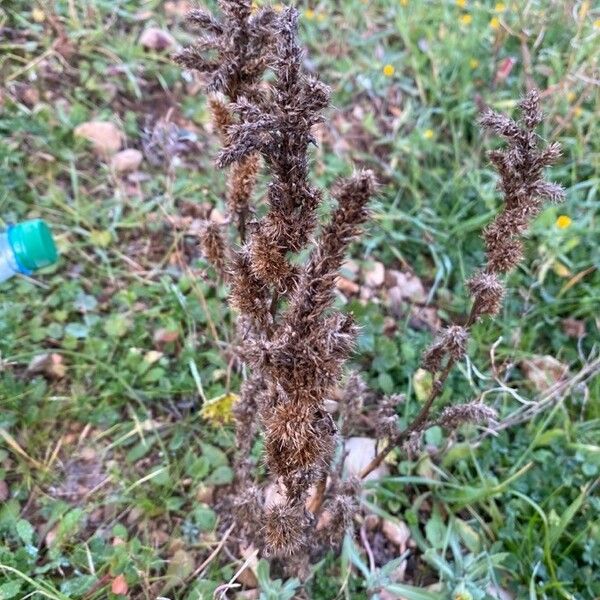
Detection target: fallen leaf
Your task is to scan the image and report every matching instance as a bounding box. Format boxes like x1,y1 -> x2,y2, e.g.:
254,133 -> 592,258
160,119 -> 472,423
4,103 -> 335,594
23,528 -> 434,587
111,148 -> 143,173
161,548 -> 194,593
140,27 -> 176,51
494,56 -> 517,85
111,574 -> 128,595
344,437 -> 388,481
521,356 -> 569,392
153,328 -> 179,348
74,121 -> 123,156
336,277 -> 360,296
562,318 -> 585,338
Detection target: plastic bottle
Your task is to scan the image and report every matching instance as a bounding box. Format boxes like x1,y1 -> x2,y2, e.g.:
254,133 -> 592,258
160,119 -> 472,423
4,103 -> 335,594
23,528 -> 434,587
0,220 -> 58,284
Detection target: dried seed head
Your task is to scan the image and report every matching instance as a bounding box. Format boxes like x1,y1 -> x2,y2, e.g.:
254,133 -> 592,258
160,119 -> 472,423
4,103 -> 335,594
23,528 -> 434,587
208,95 -> 233,141
339,371 -> 367,437
479,89 -> 564,277
468,271 -> 505,318
200,222 -> 227,277
375,394 -> 404,438
264,402 -> 336,480
437,402 -> 497,429
422,326 -> 468,373
264,502 -> 309,556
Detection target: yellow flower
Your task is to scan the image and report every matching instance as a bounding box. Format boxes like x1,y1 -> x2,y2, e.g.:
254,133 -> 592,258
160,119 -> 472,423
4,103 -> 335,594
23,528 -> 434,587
567,91 -> 576,102
32,7 -> 46,22
423,129 -> 434,139
383,64 -> 395,77
469,58 -> 480,69
456,0 -> 467,7
400,0 -> 409,5
490,16 -> 501,30
556,215 -> 572,229
494,2 -> 506,11
573,106 -> 583,117
459,14 -> 472,25
594,19 -> 600,29
304,8 -> 315,20
201,393 -> 238,425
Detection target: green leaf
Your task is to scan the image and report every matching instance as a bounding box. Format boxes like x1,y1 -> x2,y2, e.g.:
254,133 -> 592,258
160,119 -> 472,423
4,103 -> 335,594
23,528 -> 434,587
201,443 -> 229,468
103,314 -> 130,338
161,549 -> 194,594
206,465 -> 233,486
0,581 -> 23,600
383,583 -> 444,600
15,519 -> 34,546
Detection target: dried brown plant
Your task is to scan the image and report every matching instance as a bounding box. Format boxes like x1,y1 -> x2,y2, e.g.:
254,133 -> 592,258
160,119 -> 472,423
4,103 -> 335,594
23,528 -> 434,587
178,3 -> 375,556
361,90 -> 564,478
178,0 -> 564,567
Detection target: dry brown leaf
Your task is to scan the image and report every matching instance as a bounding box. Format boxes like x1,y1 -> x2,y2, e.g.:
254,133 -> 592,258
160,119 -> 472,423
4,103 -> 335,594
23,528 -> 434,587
111,574 -> 128,595
521,355 -> 569,392
336,276 -> 360,296
111,148 -> 143,173
562,318 -> 585,339
74,121 -> 123,156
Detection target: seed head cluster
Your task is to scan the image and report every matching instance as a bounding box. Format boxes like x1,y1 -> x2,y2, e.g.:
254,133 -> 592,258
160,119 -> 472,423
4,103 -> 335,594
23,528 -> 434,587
178,1 -> 375,556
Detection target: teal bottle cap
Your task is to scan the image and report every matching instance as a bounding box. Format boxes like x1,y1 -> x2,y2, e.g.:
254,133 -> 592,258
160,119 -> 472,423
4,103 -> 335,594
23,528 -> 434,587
8,220 -> 58,273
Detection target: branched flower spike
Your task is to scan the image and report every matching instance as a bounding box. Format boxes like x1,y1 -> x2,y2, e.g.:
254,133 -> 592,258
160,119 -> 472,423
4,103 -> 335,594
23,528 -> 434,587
176,0 -> 276,246
360,90 -> 564,480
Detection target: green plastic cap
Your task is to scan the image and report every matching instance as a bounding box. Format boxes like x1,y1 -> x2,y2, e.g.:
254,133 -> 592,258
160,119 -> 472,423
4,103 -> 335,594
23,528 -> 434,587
8,220 -> 58,272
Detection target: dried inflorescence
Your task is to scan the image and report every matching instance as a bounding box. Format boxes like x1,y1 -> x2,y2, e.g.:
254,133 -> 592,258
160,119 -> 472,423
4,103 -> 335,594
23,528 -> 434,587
177,0 -> 274,243
361,90 -> 564,479
180,2 -> 375,557
435,402 -> 498,429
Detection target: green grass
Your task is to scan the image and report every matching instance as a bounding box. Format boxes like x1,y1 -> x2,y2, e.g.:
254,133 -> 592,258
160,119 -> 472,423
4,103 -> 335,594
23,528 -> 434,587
1,0 -> 599,598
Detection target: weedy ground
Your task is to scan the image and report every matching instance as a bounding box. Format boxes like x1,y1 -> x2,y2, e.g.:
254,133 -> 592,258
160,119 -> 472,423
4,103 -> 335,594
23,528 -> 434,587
0,1 -> 599,599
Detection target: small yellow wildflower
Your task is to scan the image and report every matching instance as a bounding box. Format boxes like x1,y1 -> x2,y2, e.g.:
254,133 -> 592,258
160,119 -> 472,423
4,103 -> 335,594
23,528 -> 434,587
469,58 -> 480,69
573,106 -> 583,117
32,7 -> 46,22
494,2 -> 506,12
201,393 -> 238,425
459,14 -> 473,25
567,91 -> 576,102
423,129 -> 434,140
304,8 -> 315,20
383,64 -> 395,77
400,0 -> 409,6
456,0 -> 467,7
490,16 -> 501,30
594,19 -> 600,29
556,215 -> 572,229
